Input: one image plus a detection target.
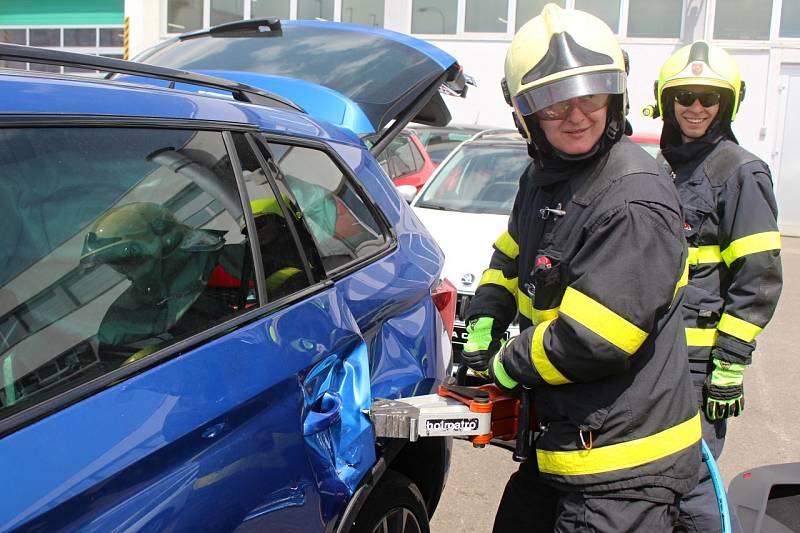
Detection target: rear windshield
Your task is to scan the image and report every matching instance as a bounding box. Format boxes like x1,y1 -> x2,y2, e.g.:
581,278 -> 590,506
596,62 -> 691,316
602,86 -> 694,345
416,144 -> 529,215
138,25 -> 440,106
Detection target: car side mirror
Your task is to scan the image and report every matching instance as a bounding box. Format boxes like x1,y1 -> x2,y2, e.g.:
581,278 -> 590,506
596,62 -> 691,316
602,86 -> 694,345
396,184 -> 417,204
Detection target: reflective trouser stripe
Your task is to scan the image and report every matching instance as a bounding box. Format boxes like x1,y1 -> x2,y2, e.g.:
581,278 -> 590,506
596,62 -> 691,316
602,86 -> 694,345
560,287 -> 648,355
688,245 -> 722,266
718,312 -> 763,342
685,328 -> 718,347
478,269 -> 517,297
266,267 -> 301,292
537,413 -> 702,476
530,318 -> 571,385
721,231 -> 782,266
494,231 -> 519,259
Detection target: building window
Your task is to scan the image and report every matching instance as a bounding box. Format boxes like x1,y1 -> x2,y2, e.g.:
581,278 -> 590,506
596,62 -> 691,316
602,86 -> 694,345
0,26 -> 124,72
29,29 -> 60,47
0,29 -> 26,45
342,0 -> 384,27
714,0 -> 772,40
516,0 -> 564,31
465,0 -> 508,33
297,0 -> 335,20
627,0 -> 681,38
411,0 -> 458,34
574,0 -> 621,34
780,0 -> 800,38
211,0 -> 244,25
168,0 -> 204,32
251,0 -> 290,19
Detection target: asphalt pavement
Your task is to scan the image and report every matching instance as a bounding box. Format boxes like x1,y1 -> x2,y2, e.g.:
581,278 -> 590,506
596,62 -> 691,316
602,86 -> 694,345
431,236 -> 800,532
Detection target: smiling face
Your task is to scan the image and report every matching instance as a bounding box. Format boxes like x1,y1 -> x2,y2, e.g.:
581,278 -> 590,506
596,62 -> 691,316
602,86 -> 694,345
538,100 -> 608,156
672,85 -> 721,143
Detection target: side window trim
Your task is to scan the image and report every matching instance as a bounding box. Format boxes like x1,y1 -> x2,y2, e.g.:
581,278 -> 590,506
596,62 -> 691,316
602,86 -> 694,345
221,130 -> 268,305
245,133 -> 319,288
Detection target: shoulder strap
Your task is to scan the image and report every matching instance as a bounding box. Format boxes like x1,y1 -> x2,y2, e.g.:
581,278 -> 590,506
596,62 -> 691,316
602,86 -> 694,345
703,141 -> 760,187
573,138 -> 658,206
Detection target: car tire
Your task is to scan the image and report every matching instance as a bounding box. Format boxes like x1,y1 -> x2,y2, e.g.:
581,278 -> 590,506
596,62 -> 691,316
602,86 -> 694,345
351,470 -> 430,533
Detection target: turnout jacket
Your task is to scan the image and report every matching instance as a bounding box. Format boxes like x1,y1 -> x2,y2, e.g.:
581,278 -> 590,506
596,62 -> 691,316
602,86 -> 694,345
662,138 -> 782,389
467,137 -> 700,493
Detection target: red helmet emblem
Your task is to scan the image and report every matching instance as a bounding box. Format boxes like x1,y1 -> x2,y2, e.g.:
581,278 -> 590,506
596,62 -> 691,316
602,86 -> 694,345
691,62 -> 704,76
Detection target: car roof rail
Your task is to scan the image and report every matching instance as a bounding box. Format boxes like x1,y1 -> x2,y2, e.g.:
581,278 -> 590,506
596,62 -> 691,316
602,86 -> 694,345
0,43 -> 304,112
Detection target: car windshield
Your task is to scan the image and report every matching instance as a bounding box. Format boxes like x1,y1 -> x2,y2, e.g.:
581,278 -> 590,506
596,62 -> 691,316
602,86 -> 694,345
137,25 -> 440,107
416,143 -> 529,215
416,128 -> 482,163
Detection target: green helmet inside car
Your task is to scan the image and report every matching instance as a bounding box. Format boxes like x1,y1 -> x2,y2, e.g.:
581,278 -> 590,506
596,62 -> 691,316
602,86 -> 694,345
80,202 -> 187,270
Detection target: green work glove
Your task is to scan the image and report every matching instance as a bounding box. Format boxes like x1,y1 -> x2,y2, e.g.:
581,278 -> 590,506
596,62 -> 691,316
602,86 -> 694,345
462,316 -> 504,372
488,336 -> 521,393
704,358 -> 746,421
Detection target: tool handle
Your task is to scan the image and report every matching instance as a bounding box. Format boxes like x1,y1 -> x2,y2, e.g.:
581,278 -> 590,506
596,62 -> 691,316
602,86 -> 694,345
513,389 -> 532,462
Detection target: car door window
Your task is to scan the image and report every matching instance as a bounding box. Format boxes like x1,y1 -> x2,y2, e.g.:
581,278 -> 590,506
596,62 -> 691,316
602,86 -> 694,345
268,142 -> 387,273
0,127 -> 256,420
230,133 -> 314,301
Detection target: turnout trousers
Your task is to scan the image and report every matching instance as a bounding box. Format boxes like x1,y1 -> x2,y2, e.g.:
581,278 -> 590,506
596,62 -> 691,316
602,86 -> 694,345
493,460 -> 681,533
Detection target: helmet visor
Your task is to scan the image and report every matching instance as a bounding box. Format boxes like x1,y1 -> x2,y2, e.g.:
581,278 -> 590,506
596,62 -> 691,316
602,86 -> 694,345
514,71 -> 626,117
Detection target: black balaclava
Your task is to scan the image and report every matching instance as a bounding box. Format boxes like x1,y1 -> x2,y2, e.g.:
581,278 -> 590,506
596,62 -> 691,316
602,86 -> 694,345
660,87 -> 738,150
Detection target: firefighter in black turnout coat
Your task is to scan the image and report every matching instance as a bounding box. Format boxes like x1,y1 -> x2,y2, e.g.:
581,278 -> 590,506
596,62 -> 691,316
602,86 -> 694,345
461,5 -> 701,532
647,41 -> 783,533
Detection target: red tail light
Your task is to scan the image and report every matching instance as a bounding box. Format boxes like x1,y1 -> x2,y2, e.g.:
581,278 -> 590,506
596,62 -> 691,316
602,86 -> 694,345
431,278 -> 457,339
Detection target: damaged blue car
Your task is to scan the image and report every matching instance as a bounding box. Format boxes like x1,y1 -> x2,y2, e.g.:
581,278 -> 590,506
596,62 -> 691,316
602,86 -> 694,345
0,19 -> 462,532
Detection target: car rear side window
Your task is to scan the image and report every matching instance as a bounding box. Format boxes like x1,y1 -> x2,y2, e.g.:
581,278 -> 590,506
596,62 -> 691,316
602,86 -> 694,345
0,127 -> 256,421
269,142 -> 387,273
230,133 -> 314,301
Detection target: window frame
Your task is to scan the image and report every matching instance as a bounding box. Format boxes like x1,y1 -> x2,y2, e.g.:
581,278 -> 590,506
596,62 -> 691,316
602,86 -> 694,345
0,117 -> 339,437
707,0 -> 777,45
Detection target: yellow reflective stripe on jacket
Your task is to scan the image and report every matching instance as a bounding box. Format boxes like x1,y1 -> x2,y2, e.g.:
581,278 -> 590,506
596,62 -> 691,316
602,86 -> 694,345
687,245 -> 722,266
720,231 -> 782,266
517,291 -> 559,324
559,287 -> 648,355
537,413 -> 701,476
266,267 -> 301,292
518,290 -> 532,321
479,269 -> 517,297
494,231 -> 519,259
674,257 -> 689,300
531,319 -> 571,385
685,328 -> 718,347
718,312 -> 763,342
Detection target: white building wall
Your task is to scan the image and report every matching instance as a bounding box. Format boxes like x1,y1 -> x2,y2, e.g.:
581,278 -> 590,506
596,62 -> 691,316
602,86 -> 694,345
124,0 -> 800,231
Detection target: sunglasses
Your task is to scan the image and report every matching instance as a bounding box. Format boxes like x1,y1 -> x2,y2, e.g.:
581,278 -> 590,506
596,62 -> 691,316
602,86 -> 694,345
534,94 -> 611,121
673,90 -> 721,108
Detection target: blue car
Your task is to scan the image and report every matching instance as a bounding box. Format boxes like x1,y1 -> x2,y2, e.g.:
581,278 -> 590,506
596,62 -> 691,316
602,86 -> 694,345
0,21 -> 460,532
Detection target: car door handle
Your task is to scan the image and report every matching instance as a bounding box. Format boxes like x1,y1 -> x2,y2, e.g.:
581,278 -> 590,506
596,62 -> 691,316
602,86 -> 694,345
303,391 -> 342,436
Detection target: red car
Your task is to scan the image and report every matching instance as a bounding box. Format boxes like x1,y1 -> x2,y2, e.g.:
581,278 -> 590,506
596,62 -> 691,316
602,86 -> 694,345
374,129 -> 438,192
630,132 -> 661,157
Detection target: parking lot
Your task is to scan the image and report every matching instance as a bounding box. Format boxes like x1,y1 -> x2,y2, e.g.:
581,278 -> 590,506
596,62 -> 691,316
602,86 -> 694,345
431,236 -> 800,532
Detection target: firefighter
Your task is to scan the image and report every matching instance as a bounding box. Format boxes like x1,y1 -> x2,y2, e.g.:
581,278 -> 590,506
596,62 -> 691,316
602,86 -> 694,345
461,4 -> 701,531
647,41 -> 783,533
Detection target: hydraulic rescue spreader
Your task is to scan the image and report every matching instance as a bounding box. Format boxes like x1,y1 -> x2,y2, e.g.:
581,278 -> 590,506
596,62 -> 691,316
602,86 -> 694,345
368,376 -> 535,461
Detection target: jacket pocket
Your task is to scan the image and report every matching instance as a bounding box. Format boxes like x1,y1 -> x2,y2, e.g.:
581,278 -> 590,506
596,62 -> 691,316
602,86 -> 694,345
683,284 -> 724,328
